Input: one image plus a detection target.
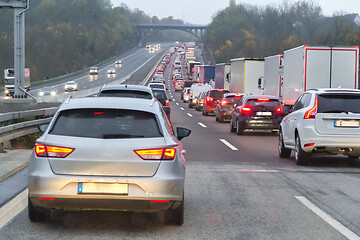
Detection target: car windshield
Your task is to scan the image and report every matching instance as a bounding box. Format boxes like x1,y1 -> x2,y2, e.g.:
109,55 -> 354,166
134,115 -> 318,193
225,96 -> 242,103
209,90 -> 230,98
50,109 -> 162,139
99,90 -> 152,99
149,84 -> 165,90
318,94 -> 360,113
152,90 -> 167,100
90,67 -> 97,70
246,99 -> 280,107
43,87 -> 54,91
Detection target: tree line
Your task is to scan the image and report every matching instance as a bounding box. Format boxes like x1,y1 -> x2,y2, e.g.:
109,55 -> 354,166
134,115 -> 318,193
0,0 -> 189,83
204,1 -> 360,63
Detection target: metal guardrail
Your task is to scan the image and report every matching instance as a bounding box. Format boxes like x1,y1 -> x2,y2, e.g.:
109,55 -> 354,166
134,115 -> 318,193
0,107 -> 57,146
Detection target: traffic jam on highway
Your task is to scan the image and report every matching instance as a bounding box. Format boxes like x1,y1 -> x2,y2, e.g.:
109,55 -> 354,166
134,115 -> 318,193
2,42 -> 360,239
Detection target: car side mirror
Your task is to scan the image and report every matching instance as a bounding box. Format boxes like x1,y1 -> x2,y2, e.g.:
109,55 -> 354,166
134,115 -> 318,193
38,124 -> 49,133
177,127 -> 191,141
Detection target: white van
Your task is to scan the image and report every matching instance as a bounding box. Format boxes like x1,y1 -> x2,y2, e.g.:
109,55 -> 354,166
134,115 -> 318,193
188,84 -> 212,108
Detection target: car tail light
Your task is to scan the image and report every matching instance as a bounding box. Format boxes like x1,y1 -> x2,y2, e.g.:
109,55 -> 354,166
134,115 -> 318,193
165,100 -> 170,107
151,200 -> 170,203
134,148 -> 176,160
200,98 -> 204,102
304,143 -> 315,147
206,97 -> 213,102
35,144 -> 75,158
241,106 -> 252,114
276,107 -> 282,114
304,95 -> 318,119
257,98 -> 270,102
221,100 -> 228,106
38,197 -> 55,200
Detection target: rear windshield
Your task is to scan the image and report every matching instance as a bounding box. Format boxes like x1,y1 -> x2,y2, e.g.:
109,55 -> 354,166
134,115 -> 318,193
152,90 -> 168,100
318,94 -> 360,113
50,109 -> 162,139
225,96 -> 242,103
210,90 -> 230,98
184,82 -> 195,87
149,84 -> 165,90
246,99 -> 280,107
99,90 -> 152,99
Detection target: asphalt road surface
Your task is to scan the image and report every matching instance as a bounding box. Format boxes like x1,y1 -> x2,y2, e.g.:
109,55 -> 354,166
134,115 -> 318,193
1,48 -> 360,239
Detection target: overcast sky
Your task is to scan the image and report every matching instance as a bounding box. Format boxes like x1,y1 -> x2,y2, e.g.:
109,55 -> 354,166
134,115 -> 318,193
111,0 -> 360,25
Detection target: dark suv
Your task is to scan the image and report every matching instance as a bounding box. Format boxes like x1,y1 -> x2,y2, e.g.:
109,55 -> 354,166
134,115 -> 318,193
202,89 -> 230,116
230,95 -> 284,135
215,93 -> 244,122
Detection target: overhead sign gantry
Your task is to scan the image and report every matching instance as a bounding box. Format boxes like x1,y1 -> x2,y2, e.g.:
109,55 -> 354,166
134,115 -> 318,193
0,0 -> 29,98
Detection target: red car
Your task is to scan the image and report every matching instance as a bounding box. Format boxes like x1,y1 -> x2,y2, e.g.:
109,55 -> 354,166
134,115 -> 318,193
202,89 -> 230,116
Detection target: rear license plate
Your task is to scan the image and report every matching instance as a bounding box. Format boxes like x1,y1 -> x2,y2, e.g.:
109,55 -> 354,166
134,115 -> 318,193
256,112 -> 272,116
334,120 -> 359,128
78,183 -> 128,195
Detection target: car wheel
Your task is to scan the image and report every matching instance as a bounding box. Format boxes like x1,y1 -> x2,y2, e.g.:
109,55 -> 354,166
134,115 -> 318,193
164,198 -> 184,225
236,120 -> 244,135
219,116 -> 224,123
189,103 -> 193,108
215,112 -> 219,122
230,118 -> 236,132
204,111 -> 209,116
278,130 -> 291,158
295,134 -> 309,165
28,198 -> 50,222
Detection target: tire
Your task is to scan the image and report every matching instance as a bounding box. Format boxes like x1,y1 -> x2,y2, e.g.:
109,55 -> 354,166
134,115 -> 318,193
295,134 -> 309,165
236,120 -> 244,135
215,112 -> 219,122
219,116 -> 224,123
204,111 -> 209,116
189,103 -> 193,108
230,118 -> 236,132
28,198 -> 50,222
278,130 -> 291,158
164,198 -> 184,225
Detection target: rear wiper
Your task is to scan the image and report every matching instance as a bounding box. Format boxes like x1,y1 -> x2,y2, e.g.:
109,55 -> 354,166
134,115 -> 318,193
102,134 -> 145,139
322,110 -> 348,114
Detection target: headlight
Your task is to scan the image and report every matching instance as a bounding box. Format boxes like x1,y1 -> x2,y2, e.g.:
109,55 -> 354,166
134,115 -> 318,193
51,91 -> 57,96
39,92 -> 44,96
5,89 -> 9,94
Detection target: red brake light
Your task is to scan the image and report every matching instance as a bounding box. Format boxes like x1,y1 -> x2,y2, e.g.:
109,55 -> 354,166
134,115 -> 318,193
221,100 -> 228,106
134,148 -> 176,160
276,107 -> 282,113
35,144 -> 74,158
257,98 -> 270,102
35,144 -> 46,157
151,200 -> 170,203
304,95 -> 318,119
165,99 -> 170,107
241,107 -> 252,114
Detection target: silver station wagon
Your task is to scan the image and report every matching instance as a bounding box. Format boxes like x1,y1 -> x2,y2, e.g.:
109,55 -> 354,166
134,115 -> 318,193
28,97 -> 191,225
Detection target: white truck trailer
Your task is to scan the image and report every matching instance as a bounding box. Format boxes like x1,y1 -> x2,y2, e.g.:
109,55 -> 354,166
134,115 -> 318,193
230,58 -> 264,94
214,63 -> 231,90
282,45 -> 359,106
262,54 -> 283,97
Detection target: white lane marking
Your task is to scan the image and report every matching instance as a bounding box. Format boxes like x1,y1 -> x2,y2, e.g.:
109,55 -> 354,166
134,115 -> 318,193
0,189 -> 28,229
187,113 -> 193,117
295,196 -> 360,240
219,139 -> 238,151
198,122 -> 207,128
180,107 -> 184,110
176,103 -> 179,105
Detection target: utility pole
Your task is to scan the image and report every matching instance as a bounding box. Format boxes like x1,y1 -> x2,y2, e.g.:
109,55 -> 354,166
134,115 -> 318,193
0,0 -> 29,98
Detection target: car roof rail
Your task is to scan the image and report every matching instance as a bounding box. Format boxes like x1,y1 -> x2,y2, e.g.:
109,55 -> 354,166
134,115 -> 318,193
64,96 -> 72,104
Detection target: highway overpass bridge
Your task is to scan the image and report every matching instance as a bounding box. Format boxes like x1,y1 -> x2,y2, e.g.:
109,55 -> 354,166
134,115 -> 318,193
135,24 -> 207,47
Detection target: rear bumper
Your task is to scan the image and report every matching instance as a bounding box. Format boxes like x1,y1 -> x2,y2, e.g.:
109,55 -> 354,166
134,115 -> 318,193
28,154 -> 185,212
239,117 -> 281,130
300,129 -> 360,155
